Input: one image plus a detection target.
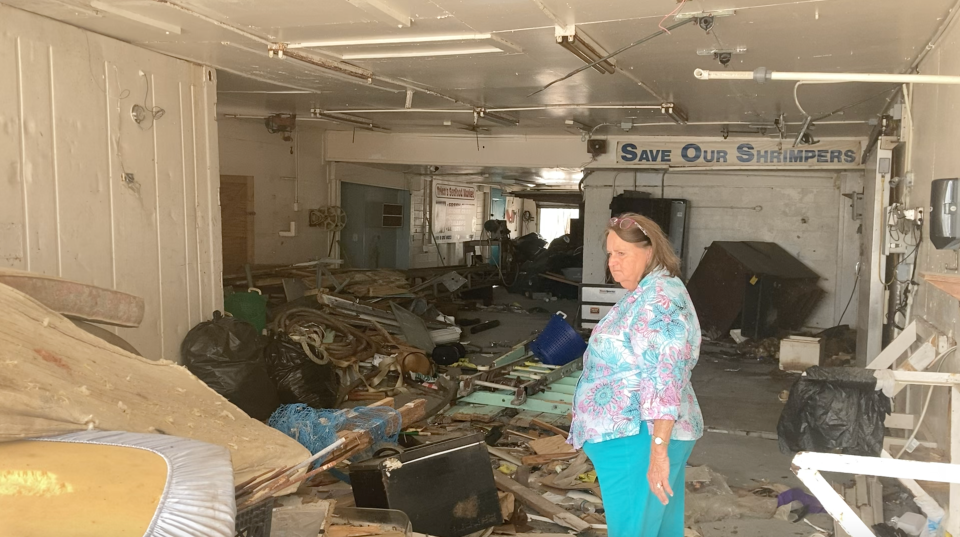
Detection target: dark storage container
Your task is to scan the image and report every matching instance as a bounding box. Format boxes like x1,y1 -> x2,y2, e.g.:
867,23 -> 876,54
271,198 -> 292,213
350,433 -> 501,537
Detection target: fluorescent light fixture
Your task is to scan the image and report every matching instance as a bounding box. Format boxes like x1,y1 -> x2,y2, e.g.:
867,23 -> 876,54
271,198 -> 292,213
478,110 -> 519,127
542,170 -> 567,181
288,33 -> 516,49
661,103 -> 688,125
556,27 -> 615,74
676,9 -> 736,21
341,47 -> 502,60
91,1 -> 181,34
309,108 -> 389,131
344,0 -> 411,27
695,67 -> 960,85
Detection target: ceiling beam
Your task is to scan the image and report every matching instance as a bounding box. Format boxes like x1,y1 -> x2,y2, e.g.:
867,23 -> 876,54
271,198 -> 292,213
344,0 -> 412,28
90,1 -> 180,34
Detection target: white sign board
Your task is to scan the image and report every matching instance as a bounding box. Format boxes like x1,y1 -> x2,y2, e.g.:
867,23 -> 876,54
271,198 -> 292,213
616,140 -> 862,167
432,182 -> 477,244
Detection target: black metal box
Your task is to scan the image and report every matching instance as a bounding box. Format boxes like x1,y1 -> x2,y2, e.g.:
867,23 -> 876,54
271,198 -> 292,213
349,433 -> 501,537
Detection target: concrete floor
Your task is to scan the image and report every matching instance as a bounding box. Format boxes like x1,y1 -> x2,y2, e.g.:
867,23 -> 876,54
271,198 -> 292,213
468,287 -> 835,537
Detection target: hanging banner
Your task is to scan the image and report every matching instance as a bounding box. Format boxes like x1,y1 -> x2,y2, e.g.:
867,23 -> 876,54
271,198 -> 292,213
432,182 -> 477,244
616,140 -> 862,167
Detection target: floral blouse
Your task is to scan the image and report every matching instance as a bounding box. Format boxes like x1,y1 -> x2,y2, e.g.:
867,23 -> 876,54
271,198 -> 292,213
568,269 -> 703,450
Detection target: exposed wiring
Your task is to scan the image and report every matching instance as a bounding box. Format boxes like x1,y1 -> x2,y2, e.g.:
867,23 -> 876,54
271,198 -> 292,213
895,346 -> 957,459
837,262 -> 861,326
659,0 -> 687,34
813,85 -> 901,122
530,18 -> 695,96
132,74 -> 165,130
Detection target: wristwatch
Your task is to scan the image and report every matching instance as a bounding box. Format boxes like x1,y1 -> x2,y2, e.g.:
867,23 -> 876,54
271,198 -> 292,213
653,436 -> 666,446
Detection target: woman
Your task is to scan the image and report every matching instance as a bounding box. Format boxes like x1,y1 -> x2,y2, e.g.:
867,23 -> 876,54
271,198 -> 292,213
569,213 -> 703,537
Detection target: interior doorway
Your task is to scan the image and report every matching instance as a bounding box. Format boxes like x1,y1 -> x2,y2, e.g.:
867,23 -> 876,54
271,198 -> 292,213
220,175 -> 255,276
339,182 -> 411,269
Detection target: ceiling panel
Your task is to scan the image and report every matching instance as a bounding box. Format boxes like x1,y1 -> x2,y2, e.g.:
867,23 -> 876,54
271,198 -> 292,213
3,0 -> 955,141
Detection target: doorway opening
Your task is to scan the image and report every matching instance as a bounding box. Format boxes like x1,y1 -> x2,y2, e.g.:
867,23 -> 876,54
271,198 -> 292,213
538,207 -> 580,243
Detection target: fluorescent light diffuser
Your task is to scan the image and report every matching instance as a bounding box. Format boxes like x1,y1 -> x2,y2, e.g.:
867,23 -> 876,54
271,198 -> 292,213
341,47 -> 502,60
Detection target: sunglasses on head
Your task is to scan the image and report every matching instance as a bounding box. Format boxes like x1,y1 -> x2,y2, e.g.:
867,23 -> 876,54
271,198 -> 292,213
610,217 -> 649,236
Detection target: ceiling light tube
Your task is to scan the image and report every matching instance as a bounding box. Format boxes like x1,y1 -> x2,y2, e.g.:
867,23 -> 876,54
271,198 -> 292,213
91,1 -> 181,34
556,29 -> 615,74
288,33 -> 499,49
478,110 -> 520,127
695,67 -> 960,85
341,47 -> 503,60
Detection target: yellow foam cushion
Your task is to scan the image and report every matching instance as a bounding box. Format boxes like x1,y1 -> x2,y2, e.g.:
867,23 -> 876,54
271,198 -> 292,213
0,440 -> 167,537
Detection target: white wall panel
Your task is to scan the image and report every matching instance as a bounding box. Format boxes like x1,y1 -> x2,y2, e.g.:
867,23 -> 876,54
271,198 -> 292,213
218,118 -> 329,266
0,5 -> 221,361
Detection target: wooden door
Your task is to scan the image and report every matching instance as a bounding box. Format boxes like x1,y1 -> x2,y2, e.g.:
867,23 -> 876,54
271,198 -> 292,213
220,175 -> 255,276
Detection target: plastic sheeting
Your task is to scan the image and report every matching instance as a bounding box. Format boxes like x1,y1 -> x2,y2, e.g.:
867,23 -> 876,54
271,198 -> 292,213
263,333 -> 339,409
180,312 -> 280,420
39,430 -> 236,537
778,366 -> 891,456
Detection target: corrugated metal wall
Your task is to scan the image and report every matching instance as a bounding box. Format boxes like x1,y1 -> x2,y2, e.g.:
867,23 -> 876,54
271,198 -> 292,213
0,5 -> 222,361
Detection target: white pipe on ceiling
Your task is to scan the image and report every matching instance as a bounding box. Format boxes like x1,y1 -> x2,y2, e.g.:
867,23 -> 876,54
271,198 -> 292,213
320,104 -> 662,114
695,68 -> 960,85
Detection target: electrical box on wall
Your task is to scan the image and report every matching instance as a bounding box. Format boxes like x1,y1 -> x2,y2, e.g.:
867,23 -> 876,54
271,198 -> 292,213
931,178 -> 960,250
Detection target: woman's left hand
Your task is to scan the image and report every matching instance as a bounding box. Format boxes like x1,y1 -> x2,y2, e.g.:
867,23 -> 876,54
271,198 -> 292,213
648,453 -> 672,505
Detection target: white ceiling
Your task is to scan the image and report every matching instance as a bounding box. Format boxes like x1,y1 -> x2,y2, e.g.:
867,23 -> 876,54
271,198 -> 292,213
4,0 -> 956,138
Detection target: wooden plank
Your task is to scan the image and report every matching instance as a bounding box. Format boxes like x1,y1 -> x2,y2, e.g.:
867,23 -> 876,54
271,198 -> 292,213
855,475 -> 869,507
447,404 -> 505,423
530,419 -> 569,439
921,272 -> 960,301
491,472 -> 591,532
521,452 -> 579,466
544,384 -> 576,395
528,435 -> 574,455
867,321 -> 917,370
488,446 -> 524,467
870,477 -> 883,526
528,392 -> 574,404
884,413 -> 916,429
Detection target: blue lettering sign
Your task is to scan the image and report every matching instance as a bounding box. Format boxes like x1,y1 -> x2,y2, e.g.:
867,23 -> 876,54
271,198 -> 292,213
716,150 -> 728,163
830,150 -> 842,163
662,150 -> 672,163
681,144 -> 702,162
843,150 -> 856,164
620,143 -> 638,162
737,143 -> 754,163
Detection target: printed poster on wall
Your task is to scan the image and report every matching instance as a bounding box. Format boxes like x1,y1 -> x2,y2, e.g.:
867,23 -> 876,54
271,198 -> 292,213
615,140 -> 863,167
432,182 -> 477,244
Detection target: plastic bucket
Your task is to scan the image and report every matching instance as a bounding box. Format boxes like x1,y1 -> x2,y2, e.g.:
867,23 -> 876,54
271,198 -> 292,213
531,311 -> 587,366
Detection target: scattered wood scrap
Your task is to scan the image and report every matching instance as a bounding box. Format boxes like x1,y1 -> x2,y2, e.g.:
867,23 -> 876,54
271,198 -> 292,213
492,471 -> 591,533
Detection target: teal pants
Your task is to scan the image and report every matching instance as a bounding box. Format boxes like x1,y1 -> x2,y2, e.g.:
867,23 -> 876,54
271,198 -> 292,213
583,427 -> 695,537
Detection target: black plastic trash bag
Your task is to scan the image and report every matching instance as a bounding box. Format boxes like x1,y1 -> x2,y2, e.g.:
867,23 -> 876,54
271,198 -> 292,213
180,311 -> 280,420
263,332 -> 339,409
778,366 -> 891,456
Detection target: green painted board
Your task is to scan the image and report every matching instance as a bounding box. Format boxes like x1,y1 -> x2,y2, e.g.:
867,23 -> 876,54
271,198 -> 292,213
544,384 -> 576,395
460,391 -> 571,414
553,376 -> 581,386
529,391 -> 574,404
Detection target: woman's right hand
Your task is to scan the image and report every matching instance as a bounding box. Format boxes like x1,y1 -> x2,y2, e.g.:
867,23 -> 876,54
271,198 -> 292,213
647,452 -> 673,505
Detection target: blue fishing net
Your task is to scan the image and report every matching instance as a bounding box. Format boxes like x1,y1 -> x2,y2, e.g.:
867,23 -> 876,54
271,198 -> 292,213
268,403 -> 403,465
